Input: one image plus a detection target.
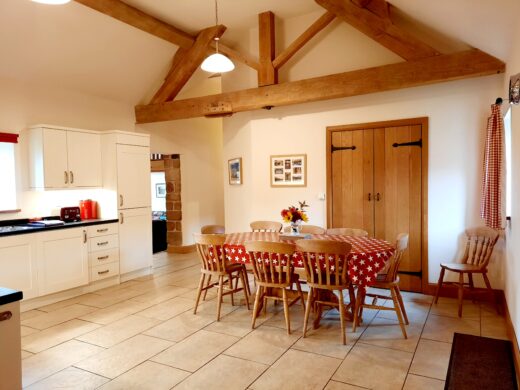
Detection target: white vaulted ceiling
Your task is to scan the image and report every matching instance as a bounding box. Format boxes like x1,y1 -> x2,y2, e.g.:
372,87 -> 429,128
0,0 -> 517,105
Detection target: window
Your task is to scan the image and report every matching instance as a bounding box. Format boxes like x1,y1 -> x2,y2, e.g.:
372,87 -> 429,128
0,132 -> 18,212
504,108 -> 512,218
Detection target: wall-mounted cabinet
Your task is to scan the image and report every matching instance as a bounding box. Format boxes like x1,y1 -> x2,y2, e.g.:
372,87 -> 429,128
28,126 -> 102,189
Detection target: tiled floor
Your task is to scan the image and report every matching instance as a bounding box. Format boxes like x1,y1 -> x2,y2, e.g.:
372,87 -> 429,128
20,251 -> 510,389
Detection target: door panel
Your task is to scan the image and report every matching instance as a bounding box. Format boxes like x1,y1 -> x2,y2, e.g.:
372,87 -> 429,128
117,145 -> 152,209
67,131 -> 102,187
119,208 -> 152,274
42,128 -> 68,188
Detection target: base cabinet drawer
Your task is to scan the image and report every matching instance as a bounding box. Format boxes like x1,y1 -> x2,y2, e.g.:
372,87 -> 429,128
87,224 -> 118,238
89,248 -> 119,267
90,262 -> 119,282
89,234 -> 118,252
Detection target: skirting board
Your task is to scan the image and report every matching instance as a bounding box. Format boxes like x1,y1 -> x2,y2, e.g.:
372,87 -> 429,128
426,282 -> 504,308
505,297 -> 520,385
168,244 -> 196,254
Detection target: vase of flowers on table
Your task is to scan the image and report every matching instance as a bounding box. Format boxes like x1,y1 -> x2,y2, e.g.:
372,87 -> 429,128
281,201 -> 309,234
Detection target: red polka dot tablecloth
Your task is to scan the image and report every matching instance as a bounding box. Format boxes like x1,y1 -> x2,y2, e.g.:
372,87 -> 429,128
222,232 -> 395,287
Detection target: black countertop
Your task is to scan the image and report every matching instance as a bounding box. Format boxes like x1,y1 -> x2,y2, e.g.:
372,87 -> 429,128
0,218 -> 119,238
0,287 -> 23,305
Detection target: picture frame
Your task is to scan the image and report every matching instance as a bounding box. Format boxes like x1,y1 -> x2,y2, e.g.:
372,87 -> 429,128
270,154 -> 307,187
228,157 -> 242,185
155,183 -> 166,198
509,73 -> 520,105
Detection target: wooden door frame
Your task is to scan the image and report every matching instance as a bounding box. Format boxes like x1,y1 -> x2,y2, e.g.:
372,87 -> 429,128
326,117 -> 429,294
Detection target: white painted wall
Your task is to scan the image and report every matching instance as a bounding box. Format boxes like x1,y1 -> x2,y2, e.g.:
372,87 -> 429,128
151,172 -> 166,212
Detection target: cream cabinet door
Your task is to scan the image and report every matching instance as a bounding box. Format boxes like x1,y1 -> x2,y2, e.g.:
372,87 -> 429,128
119,208 -> 152,274
67,131 -> 102,187
37,228 -> 89,296
42,128 -> 69,188
0,235 -> 39,299
117,144 -> 151,209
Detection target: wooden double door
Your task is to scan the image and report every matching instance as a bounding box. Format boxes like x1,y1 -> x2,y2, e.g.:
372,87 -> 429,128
327,118 -> 427,292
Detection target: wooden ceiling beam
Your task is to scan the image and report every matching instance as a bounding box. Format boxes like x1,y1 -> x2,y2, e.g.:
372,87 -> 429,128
74,0 -> 259,71
315,0 -> 439,60
150,25 -> 226,104
135,49 -> 504,123
213,44 -> 261,72
258,11 -> 277,86
273,11 -> 336,70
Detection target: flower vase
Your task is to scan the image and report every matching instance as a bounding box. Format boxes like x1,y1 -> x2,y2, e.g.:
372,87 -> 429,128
290,221 -> 301,234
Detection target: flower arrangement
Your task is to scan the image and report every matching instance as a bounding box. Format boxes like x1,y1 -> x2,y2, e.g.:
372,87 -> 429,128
281,201 -> 309,224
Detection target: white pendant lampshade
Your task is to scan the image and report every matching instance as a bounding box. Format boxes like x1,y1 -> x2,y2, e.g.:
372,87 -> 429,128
31,0 -> 71,4
201,52 -> 235,73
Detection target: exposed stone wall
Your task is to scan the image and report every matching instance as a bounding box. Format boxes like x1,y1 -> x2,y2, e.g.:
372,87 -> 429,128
164,154 -> 182,247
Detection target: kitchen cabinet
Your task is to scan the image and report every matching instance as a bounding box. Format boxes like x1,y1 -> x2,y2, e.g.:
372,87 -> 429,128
37,228 -> 89,295
28,126 -> 102,189
87,223 -> 120,282
0,298 -> 22,390
0,235 -> 39,299
117,144 -> 152,209
119,207 -> 152,274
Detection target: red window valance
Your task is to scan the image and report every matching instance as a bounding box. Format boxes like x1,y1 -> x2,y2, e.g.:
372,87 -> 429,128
0,132 -> 18,143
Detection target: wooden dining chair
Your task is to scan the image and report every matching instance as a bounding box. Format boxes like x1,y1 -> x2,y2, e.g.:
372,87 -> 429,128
353,233 -> 409,338
434,227 -> 500,317
250,221 -> 283,232
326,228 -> 369,237
244,241 -> 305,334
283,224 -> 326,234
193,233 -> 250,321
296,239 -> 353,345
201,225 -> 225,234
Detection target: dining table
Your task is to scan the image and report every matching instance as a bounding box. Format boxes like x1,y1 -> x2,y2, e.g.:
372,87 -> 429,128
219,231 -> 395,326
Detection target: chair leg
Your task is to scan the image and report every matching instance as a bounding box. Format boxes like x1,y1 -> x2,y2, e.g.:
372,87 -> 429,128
482,272 -> 498,314
216,275 -> 224,321
457,272 -> 464,317
348,283 -> 356,306
193,273 -> 206,315
395,286 -> 409,325
303,287 -> 313,338
251,286 -> 262,329
468,273 -> 475,303
243,266 -> 251,296
295,279 -> 305,311
352,287 -> 364,332
434,267 -> 445,304
338,289 -> 347,345
229,274 -> 235,306
203,274 -> 212,301
282,288 -> 291,335
240,271 -> 250,310
391,286 -> 407,339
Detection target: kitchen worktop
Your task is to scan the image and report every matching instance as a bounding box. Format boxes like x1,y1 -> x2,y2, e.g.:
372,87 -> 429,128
0,218 -> 119,237
0,287 -> 23,305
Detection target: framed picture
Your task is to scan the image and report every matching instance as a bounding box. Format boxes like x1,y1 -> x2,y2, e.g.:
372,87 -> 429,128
270,154 -> 307,187
155,183 -> 166,198
228,157 -> 242,185
509,73 -> 520,105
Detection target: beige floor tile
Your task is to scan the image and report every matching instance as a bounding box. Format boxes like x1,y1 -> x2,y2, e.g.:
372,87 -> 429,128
21,326 -> 39,337
25,366 -> 109,390
262,303 -> 306,331
480,301 -> 503,318
21,310 -> 46,321
130,285 -> 192,305
333,343 -> 413,390
98,361 -> 189,390
136,296 -> 194,321
378,300 -> 430,324
174,354 -> 268,390
75,288 -> 145,308
429,300 -> 480,319
90,280 -> 143,295
409,339 -> 451,380
481,316 -> 509,340
252,348 -> 341,390
292,320 -> 354,359
37,295 -> 91,312
324,381 -> 367,389
143,310 -> 215,342
22,340 -> 104,387
224,325 -> 301,365
22,305 -> 97,330
22,350 -> 34,359
204,306 -> 271,338
76,314 -> 160,348
400,291 -> 433,304
152,329 -> 239,372
22,319 -> 101,353
422,314 -> 480,343
74,334 -> 172,379
402,374 -> 445,390
78,299 -> 154,325
358,317 -> 422,353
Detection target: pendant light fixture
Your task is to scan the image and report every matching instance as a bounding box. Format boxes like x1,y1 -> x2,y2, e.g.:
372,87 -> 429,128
201,0 -> 235,73
31,0 -> 71,4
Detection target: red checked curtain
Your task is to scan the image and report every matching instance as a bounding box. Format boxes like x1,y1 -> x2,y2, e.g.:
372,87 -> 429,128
0,132 -> 18,143
481,104 -> 505,229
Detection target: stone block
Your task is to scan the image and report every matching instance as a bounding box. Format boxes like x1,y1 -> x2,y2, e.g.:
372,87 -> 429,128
167,231 -> 182,245
175,222 -> 182,231
167,210 -> 182,221
173,201 -> 182,211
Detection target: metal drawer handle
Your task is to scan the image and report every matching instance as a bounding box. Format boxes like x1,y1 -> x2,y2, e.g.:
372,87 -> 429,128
98,270 -> 110,275
64,171 -> 69,184
97,241 -> 109,246
70,171 -> 74,184
97,228 -> 108,233
0,311 -> 12,321
97,255 -> 109,260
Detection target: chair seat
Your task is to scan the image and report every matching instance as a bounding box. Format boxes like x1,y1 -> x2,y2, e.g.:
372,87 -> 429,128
441,263 -> 484,273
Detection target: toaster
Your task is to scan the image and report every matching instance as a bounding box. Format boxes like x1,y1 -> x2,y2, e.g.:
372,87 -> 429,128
60,207 -> 81,222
